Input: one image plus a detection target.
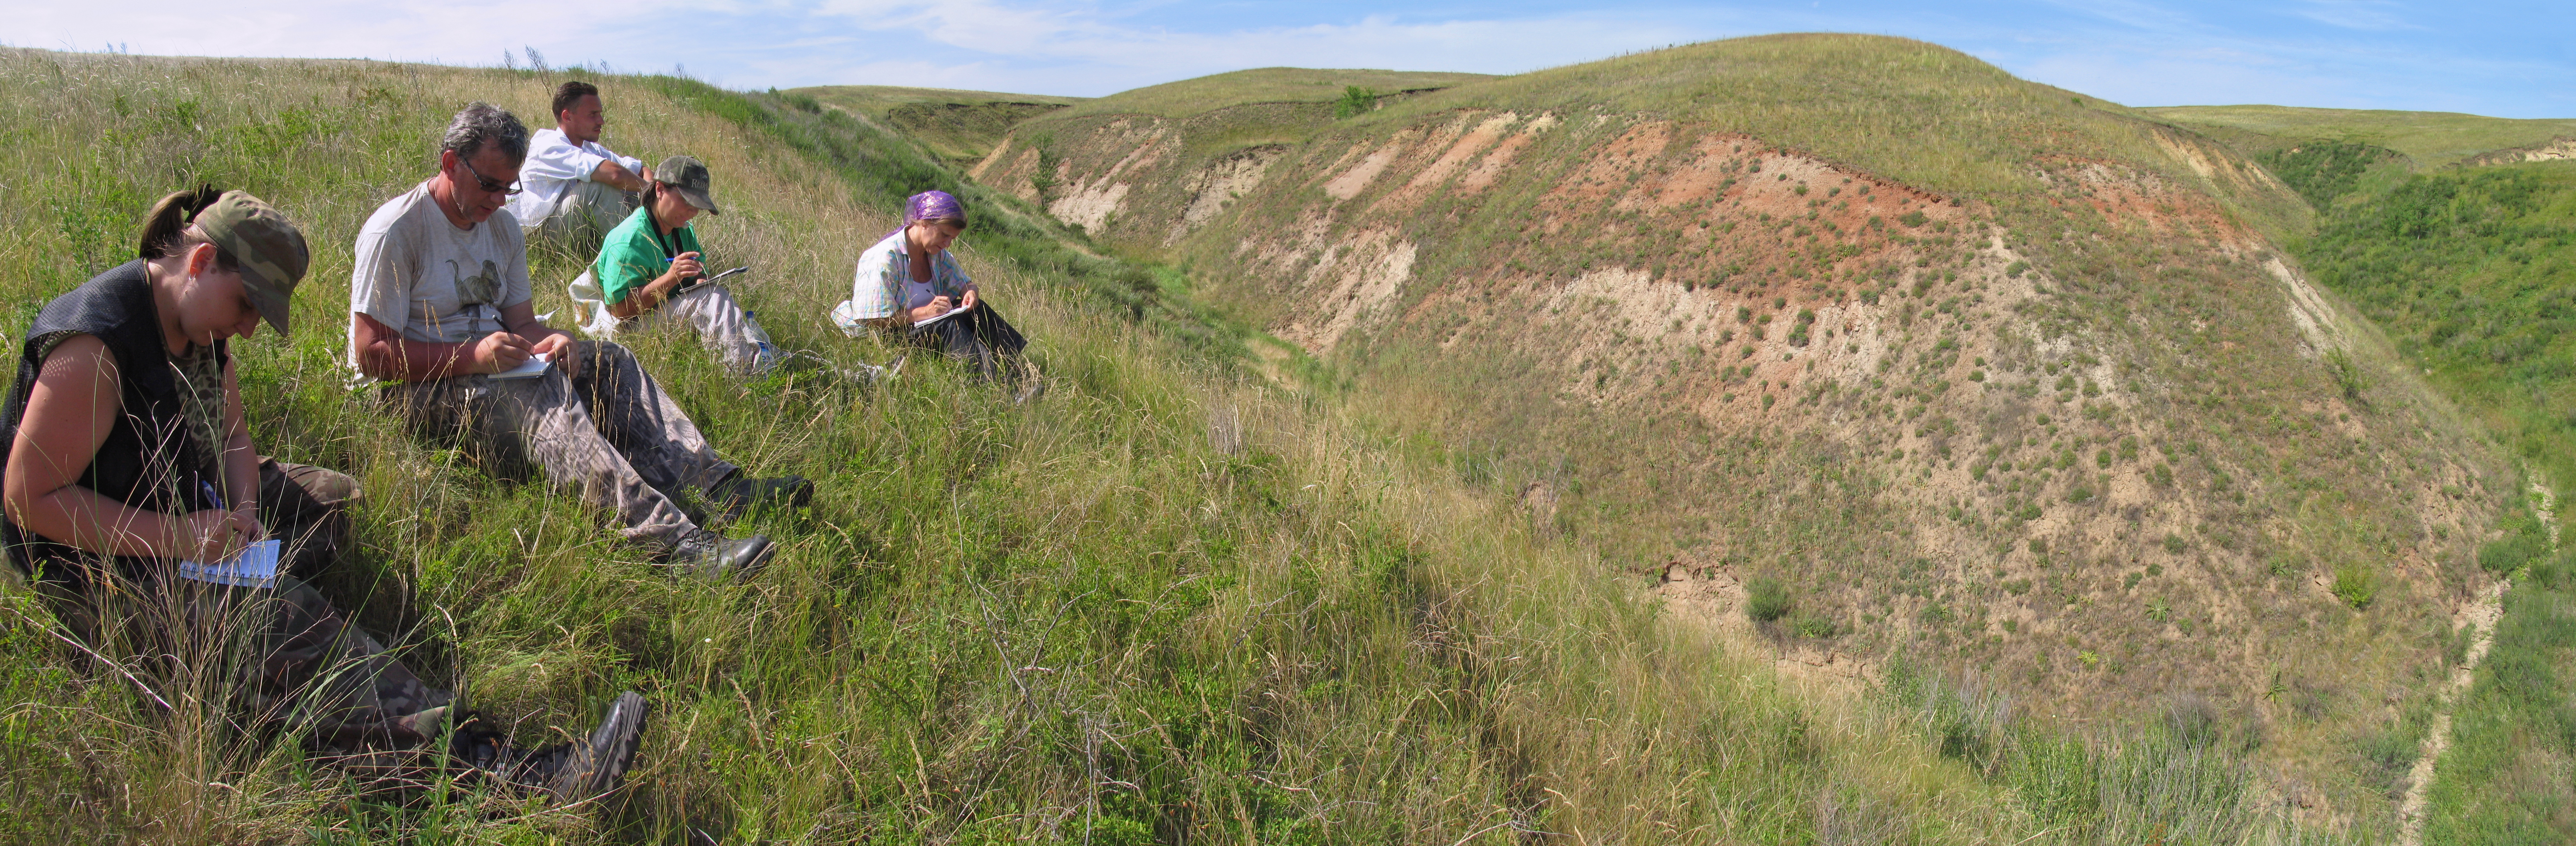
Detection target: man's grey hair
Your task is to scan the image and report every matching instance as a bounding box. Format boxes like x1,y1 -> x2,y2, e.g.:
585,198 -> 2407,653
441,101 -> 531,164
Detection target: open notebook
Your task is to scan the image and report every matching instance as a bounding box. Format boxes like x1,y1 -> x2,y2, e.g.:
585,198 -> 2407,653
911,303 -> 970,328
177,538 -> 282,590
491,352 -> 552,380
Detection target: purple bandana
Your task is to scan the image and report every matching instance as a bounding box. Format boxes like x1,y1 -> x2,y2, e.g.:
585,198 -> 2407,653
907,190 -> 966,224
889,190 -> 967,242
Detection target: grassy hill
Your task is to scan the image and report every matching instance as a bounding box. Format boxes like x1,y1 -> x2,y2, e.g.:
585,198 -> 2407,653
0,46 -> 2324,845
787,84 -> 1087,165
2142,105 -> 2576,168
1046,68 -> 1492,122
978,33 -> 2527,836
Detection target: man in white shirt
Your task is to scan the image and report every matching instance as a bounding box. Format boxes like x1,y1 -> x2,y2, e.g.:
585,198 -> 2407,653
508,81 -> 650,249
350,103 -> 808,579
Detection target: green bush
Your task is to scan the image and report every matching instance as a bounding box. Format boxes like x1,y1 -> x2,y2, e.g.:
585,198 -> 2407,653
2324,347 -> 2368,403
1746,576 -> 1793,622
2480,515 -> 2550,574
2257,140 -> 2402,208
1332,85 -> 1378,119
2333,563 -> 2379,610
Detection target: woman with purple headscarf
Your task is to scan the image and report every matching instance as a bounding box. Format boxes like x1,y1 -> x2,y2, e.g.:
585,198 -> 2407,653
831,190 -> 1029,383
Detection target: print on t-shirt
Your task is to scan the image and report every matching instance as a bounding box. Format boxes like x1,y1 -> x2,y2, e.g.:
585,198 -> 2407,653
452,258 -> 502,305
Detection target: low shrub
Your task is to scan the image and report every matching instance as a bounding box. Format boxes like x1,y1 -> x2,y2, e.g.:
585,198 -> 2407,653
2333,562 -> 2379,610
1746,576 -> 1793,622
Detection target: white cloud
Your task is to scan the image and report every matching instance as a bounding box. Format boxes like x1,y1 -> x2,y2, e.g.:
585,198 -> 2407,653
2291,1 -> 2422,32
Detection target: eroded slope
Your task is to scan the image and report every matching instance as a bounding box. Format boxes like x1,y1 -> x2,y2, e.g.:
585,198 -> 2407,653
985,34 -> 2517,831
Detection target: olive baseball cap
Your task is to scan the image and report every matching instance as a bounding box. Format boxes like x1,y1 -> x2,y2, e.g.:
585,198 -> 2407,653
193,191 -> 310,337
656,155 -> 721,215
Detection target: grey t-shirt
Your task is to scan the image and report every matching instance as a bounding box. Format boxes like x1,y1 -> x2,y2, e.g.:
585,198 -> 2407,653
347,180 -> 533,381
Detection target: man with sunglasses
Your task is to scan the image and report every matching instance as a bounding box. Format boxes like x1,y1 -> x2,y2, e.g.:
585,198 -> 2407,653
348,103 -> 801,579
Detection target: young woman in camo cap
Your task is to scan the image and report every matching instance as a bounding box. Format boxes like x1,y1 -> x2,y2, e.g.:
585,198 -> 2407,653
0,187 -> 645,805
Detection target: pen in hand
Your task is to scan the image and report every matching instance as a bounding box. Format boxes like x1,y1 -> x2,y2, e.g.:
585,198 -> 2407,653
196,479 -> 249,562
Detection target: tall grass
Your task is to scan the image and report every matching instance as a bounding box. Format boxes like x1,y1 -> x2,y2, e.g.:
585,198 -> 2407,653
2421,552 -> 2576,843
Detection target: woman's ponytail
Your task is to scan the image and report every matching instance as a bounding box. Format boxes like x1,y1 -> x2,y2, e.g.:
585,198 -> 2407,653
138,185 -> 228,261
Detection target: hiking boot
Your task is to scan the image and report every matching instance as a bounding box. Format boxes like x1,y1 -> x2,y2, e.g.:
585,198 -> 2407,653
666,529 -> 774,581
513,691 -> 650,805
445,711 -> 523,780
706,473 -> 813,522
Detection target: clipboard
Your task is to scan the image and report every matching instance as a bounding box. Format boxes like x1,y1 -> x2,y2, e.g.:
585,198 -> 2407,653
670,266 -> 749,298
177,538 -> 283,589
912,302 -> 972,328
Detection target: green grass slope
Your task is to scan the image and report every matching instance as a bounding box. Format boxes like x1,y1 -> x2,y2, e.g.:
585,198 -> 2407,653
2142,105 -> 2576,168
976,33 -> 2522,835
787,84 -> 1087,165
0,46 -> 2293,845
2285,158 -> 2576,842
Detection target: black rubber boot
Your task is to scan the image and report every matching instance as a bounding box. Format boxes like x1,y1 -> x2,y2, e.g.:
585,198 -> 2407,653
666,529 -> 774,581
510,691 -> 651,805
706,474 -> 814,522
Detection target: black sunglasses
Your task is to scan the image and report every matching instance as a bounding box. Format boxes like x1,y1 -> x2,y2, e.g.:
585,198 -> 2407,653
458,156 -> 523,196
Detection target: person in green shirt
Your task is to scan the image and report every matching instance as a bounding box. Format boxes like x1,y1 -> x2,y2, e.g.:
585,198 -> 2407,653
576,155 -> 781,375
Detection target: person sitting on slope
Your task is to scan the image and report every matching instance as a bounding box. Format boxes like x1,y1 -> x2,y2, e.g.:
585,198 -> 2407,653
2,187 -> 647,803
508,80 -> 650,249
572,155 -> 782,376
832,190 -> 1032,387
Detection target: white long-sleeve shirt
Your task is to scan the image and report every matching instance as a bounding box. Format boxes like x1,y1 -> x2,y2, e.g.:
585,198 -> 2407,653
506,128 -> 645,228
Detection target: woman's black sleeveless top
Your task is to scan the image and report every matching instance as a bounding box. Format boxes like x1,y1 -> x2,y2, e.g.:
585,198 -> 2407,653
0,260 -> 225,590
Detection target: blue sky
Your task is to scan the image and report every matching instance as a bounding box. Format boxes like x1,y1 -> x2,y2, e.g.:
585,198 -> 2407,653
17,1 -> 2572,118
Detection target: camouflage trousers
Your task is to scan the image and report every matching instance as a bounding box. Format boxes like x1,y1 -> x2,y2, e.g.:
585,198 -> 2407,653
618,283 -> 781,376
379,340 -> 738,548
32,466 -> 449,756
523,179 -> 636,253
41,574 -> 453,755
259,458 -> 360,579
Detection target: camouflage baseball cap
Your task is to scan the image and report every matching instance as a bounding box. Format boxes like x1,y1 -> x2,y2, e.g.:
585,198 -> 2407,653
656,155 -> 721,215
192,191 -> 310,337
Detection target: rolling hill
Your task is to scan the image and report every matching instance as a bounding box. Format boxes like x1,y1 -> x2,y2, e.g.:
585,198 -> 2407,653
785,84 -> 1088,165
2143,105 -> 2576,168
973,33 -> 2530,835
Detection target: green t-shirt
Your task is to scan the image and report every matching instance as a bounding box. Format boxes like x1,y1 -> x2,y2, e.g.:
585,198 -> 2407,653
592,204 -> 705,305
